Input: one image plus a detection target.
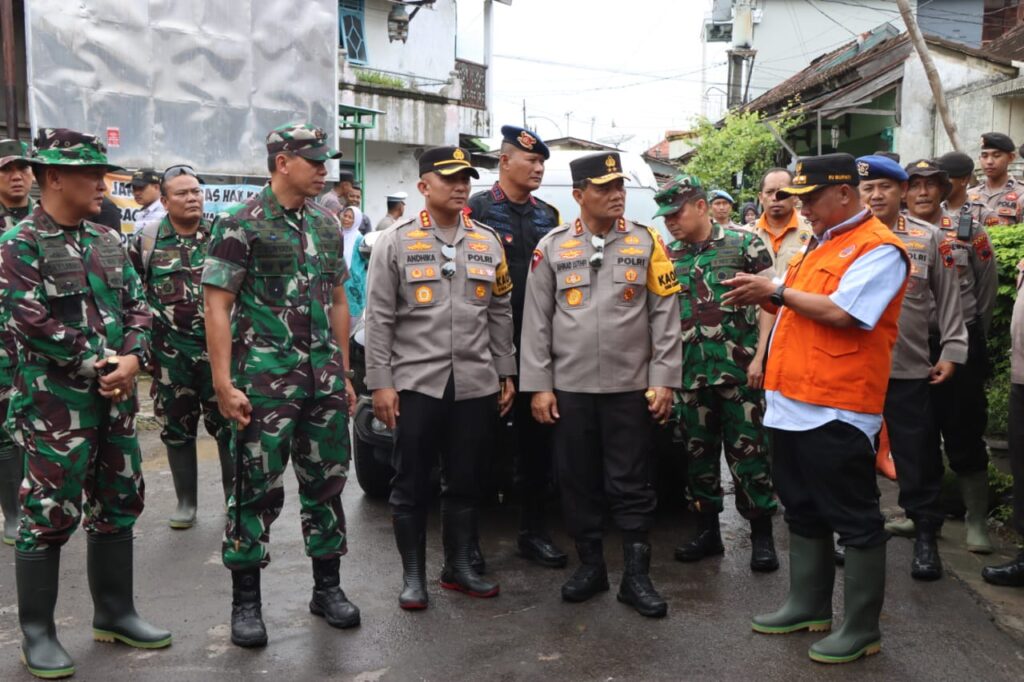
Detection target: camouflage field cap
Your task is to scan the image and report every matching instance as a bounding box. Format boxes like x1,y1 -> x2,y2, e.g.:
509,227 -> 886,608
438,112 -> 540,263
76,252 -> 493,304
31,128 -> 124,170
653,173 -> 706,218
266,122 -> 343,162
0,139 -> 30,169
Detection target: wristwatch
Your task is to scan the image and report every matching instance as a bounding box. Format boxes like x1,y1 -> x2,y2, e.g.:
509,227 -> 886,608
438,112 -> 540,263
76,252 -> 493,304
343,369 -> 355,380
769,283 -> 787,307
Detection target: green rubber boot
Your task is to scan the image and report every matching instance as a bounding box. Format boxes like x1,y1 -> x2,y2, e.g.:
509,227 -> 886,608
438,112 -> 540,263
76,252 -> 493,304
809,543 -> 885,664
752,533 -> 834,634
216,438 -> 234,504
0,445 -> 23,545
959,471 -> 993,554
16,547 -> 75,679
167,443 -> 198,529
87,531 -> 173,649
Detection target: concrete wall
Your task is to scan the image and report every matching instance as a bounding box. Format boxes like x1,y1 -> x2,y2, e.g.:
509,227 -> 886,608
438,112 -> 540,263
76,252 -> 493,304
357,0 -> 459,91
940,75 -> 1024,176
336,139 -> 423,227
745,0 -> 910,98
899,45 -> 1018,161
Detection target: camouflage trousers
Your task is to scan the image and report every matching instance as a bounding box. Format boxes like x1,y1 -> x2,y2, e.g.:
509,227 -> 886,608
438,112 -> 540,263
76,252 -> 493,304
676,384 -> 777,519
0,367 -> 16,453
222,392 -> 350,571
151,330 -> 229,447
15,398 -> 144,552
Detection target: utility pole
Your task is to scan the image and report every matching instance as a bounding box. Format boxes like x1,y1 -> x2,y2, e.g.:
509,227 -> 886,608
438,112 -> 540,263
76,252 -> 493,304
565,111 -> 572,139
896,0 -> 962,152
590,117 -> 596,141
522,99 -> 527,127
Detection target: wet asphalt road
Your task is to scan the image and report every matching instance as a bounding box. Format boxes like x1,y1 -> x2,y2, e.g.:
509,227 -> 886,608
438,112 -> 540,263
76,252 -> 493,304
0,431 -> 1022,681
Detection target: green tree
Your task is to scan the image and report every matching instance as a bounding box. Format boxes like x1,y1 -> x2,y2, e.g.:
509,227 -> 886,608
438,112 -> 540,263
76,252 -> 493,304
683,108 -> 802,206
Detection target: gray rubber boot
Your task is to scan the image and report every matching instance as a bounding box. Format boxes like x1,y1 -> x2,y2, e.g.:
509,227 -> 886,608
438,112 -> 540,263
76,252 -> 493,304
808,543 -> 885,664
0,446 -> 23,546
959,470 -> 993,554
752,533 -> 834,634
167,443 -> 198,529
16,547 -> 75,679
216,438 -> 234,505
87,531 -> 173,649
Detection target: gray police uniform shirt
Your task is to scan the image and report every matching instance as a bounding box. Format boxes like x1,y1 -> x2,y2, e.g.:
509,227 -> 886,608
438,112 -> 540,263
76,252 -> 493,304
364,209 -> 516,400
889,213 -> 967,380
936,209 -> 999,333
520,217 -> 683,393
1013,266 -> 1024,384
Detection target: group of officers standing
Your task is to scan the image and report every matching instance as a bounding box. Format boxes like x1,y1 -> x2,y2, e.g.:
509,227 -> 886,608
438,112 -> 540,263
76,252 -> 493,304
0,118 -> 1021,679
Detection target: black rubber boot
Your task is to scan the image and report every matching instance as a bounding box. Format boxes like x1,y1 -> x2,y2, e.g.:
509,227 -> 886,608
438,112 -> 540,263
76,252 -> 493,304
561,539 -> 609,602
982,550 -> 1024,587
166,443 -> 198,529
910,524 -> 943,581
216,438 -> 234,504
617,541 -> 668,618
231,568 -> 267,648
309,557 -> 361,628
674,510 -> 724,562
439,503 -> 499,598
16,547 -> 75,679
393,511 -> 428,610
752,533 -> 834,634
750,516 -> 779,572
809,543 -> 886,663
87,531 -> 172,649
517,500 -> 568,568
468,529 -> 486,575
0,445 -> 22,546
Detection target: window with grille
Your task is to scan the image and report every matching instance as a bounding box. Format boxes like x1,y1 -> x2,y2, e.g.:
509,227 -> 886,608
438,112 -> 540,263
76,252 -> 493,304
339,0 -> 367,64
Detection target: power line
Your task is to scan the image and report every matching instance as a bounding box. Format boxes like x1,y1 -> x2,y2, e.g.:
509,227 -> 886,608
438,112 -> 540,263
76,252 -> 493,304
802,0 -> 858,37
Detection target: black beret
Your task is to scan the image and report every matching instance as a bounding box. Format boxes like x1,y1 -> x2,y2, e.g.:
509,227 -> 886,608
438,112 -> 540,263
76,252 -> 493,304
981,132 -> 1015,152
937,151 -> 974,178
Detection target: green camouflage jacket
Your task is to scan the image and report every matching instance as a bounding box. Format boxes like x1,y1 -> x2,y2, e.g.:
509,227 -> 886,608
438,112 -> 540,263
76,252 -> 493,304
128,216 -> 212,341
0,197 -> 33,372
668,223 -> 774,390
0,205 -> 151,428
202,184 -> 349,399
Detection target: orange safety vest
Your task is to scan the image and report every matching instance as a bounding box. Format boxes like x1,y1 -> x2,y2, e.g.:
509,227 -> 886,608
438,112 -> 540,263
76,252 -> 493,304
764,214 -> 909,414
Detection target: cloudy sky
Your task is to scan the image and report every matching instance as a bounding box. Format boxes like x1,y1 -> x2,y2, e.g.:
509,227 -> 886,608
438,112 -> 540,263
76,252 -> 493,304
458,0 -> 731,153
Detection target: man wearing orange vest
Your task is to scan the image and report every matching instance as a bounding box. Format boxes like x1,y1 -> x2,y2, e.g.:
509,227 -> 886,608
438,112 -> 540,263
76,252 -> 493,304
723,153 -> 909,665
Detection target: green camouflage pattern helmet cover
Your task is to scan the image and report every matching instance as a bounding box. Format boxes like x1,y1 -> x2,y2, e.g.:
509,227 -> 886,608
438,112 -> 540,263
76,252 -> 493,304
31,128 -> 123,170
654,173 -> 706,218
265,122 -> 343,161
0,138 -> 30,168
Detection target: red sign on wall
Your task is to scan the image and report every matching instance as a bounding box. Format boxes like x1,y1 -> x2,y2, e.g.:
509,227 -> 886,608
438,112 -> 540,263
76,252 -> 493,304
106,127 -> 121,148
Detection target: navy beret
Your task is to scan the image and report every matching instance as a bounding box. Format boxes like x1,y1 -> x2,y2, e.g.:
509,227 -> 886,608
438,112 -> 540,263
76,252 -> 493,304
500,125 -> 550,159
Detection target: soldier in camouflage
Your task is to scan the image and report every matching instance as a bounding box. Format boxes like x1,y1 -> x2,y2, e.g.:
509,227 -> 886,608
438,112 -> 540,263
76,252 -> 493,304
203,123 -> 360,648
128,165 -> 232,530
655,175 -> 780,573
0,138 -> 34,546
1,128 -> 171,679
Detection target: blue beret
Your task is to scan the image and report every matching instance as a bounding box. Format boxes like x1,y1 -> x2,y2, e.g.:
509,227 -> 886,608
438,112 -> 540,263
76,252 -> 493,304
500,125 -> 550,159
856,155 -> 908,182
709,189 -> 736,204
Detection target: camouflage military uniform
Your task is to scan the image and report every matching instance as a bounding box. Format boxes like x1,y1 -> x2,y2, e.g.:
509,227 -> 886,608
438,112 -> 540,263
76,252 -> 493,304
668,223 -> 778,518
203,184 -> 351,570
1,203 -> 151,550
0,187 -> 33,544
129,217 -> 228,448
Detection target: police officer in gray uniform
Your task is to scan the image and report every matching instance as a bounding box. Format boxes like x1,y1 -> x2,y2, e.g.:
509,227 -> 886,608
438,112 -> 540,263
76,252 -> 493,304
365,146 -> 516,609
521,152 -> 682,618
